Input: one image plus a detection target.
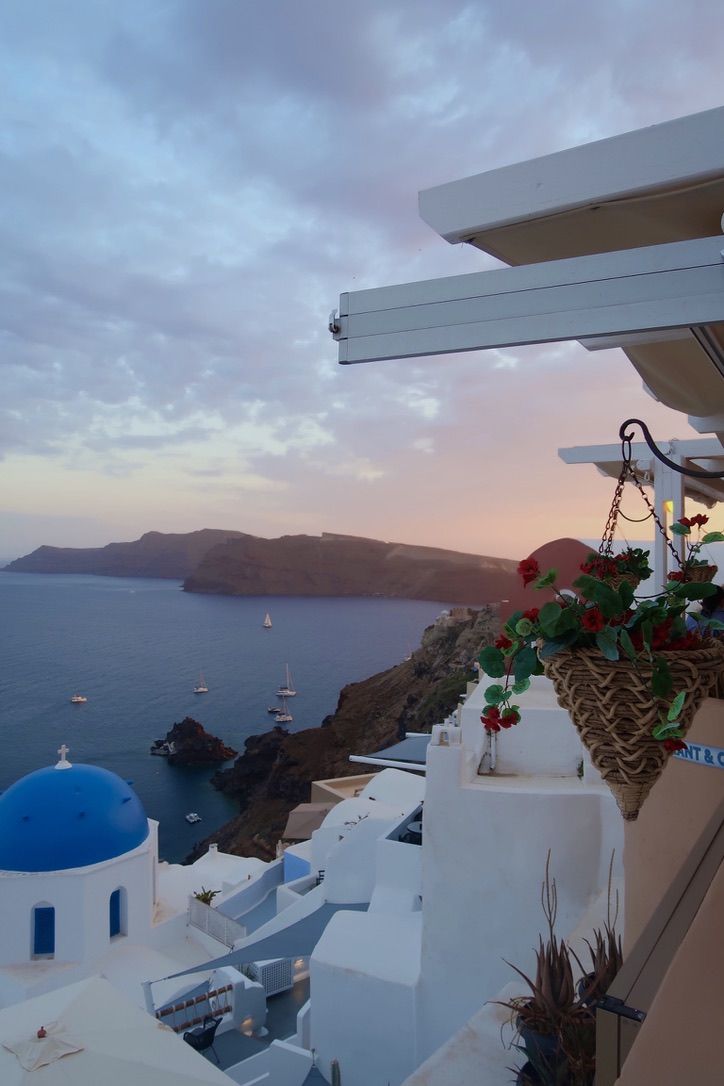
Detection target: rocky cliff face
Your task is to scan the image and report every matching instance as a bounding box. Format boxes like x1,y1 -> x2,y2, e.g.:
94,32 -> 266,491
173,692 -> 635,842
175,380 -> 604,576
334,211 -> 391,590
152,717 -> 237,765
188,606 -> 499,861
4,529 -> 245,578
184,532 -> 519,605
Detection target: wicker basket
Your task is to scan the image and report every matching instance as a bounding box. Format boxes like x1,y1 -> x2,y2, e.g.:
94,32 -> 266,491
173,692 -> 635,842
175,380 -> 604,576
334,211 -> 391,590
682,564 -> 718,584
542,642 -> 724,820
601,572 -> 641,592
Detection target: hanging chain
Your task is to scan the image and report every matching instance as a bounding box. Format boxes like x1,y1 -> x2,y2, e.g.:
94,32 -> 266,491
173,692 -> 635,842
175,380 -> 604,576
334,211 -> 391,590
625,468 -> 682,568
598,435 -> 682,568
598,464 -> 627,557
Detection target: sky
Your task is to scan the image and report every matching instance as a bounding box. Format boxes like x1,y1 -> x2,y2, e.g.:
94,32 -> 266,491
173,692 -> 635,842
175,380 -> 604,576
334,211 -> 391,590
1,0 -> 723,562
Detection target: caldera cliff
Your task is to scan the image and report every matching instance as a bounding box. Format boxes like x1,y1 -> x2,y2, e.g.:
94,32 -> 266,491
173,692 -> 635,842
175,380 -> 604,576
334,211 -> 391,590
184,532 -> 518,605
188,606 -> 499,862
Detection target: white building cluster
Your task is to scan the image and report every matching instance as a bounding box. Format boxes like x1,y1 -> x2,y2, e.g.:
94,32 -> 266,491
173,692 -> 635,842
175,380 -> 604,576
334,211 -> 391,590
0,670 -> 621,1085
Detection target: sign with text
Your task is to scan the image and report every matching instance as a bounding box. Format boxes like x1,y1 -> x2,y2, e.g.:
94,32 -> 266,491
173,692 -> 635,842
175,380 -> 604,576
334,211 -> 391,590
673,743 -> 724,770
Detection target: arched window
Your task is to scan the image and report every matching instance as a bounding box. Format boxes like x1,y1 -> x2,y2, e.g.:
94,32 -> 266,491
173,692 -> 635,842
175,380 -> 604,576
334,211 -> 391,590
109,887 -> 127,938
32,903 -> 55,959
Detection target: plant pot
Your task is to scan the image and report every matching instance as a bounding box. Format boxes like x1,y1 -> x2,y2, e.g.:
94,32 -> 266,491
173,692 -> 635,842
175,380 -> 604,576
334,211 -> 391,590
576,972 -> 598,1007
604,571 -> 641,592
516,1060 -> 543,1086
542,642 -> 724,820
517,1020 -> 560,1068
684,564 -> 718,584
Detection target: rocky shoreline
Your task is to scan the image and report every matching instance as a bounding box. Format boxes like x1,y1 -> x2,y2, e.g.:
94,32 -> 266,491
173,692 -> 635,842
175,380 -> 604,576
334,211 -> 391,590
187,606 -> 500,862
151,716 -> 237,766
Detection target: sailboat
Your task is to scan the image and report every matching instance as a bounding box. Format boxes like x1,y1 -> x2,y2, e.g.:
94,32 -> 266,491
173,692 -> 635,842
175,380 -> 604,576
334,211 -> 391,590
273,697 -> 293,724
263,612 -> 272,629
276,663 -> 297,697
193,673 -> 209,694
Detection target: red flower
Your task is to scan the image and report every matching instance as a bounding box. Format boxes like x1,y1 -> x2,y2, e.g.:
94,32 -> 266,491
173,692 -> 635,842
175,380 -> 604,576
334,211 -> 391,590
481,706 -> 501,733
663,738 -> 687,753
518,557 -> 540,586
581,607 -> 606,633
523,608 -> 539,623
668,571 -> 684,582
495,634 -> 513,650
500,708 -> 520,728
679,514 -> 708,529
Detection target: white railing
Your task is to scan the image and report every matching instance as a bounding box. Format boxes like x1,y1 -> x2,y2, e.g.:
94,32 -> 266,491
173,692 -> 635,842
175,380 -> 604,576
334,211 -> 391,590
188,896 -> 247,947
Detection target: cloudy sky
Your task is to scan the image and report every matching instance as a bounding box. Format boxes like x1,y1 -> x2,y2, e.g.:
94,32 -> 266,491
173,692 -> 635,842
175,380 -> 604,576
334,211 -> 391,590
1,0 -> 722,561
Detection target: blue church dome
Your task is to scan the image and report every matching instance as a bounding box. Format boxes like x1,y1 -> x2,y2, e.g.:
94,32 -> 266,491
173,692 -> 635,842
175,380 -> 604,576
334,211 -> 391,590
0,761 -> 149,872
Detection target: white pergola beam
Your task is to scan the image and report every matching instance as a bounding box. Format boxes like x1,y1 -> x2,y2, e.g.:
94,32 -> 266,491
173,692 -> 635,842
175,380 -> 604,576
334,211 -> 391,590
333,237 -> 724,365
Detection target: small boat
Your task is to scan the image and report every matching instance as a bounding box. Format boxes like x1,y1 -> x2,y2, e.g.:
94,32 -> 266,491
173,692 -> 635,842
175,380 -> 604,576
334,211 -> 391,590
276,663 -> 297,697
194,673 -> 209,694
267,705 -> 282,714
185,812 -> 202,824
273,697 -> 293,724
263,612 -> 272,629
70,694 -> 87,704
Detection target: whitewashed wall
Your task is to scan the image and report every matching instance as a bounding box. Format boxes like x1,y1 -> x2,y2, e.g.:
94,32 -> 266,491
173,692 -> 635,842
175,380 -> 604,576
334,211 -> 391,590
417,739 -> 622,1057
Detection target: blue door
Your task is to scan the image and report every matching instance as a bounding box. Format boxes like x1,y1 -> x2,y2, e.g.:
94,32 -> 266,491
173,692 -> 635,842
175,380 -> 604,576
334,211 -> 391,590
33,906 -> 55,956
109,889 -> 121,937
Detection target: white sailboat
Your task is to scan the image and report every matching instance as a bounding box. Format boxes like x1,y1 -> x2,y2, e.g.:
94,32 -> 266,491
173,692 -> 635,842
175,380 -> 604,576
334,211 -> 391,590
273,697 -> 293,724
276,663 -> 297,697
263,612 -> 272,629
193,673 -> 209,694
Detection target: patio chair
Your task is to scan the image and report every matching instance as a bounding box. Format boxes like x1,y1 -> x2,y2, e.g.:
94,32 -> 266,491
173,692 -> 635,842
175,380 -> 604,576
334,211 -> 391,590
183,1015 -> 223,1064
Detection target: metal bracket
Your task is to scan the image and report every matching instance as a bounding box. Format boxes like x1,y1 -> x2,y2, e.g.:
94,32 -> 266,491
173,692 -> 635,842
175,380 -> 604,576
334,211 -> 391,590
597,994 -> 647,1023
620,419 -> 724,479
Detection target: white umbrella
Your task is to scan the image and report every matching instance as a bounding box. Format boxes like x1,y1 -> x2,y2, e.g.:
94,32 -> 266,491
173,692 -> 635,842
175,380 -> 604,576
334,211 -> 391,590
0,976 -> 232,1085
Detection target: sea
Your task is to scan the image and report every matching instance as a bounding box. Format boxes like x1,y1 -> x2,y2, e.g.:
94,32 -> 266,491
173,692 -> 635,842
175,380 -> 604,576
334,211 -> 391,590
0,573 -> 448,862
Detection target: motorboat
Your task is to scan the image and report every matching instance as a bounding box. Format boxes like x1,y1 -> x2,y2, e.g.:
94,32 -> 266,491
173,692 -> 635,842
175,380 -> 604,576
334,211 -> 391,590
185,812 -> 202,824
70,694 -> 87,704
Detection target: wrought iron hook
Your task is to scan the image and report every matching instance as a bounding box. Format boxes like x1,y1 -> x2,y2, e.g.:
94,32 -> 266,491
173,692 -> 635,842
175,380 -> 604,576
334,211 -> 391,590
619,418 -> 724,479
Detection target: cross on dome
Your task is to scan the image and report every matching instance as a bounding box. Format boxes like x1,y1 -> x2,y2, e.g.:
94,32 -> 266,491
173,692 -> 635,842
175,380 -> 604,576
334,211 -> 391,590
55,744 -> 72,770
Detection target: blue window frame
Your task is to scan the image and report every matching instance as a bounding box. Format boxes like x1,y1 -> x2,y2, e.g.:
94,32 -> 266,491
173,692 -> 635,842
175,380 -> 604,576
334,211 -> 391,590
33,905 -> 55,957
109,888 -> 122,937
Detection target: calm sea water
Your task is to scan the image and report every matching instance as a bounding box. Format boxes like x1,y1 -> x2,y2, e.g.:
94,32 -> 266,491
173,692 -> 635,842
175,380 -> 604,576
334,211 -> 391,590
0,573 -> 446,861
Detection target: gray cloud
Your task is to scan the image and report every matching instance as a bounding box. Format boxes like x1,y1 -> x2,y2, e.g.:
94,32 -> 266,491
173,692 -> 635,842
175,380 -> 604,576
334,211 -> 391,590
0,0 -> 722,548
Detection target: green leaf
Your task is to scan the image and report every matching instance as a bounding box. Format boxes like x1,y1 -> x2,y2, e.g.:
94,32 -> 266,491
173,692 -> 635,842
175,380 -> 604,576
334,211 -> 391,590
533,568 -> 557,589
538,632 -> 578,658
651,656 -> 672,699
538,602 -> 562,636
514,618 -> 533,637
511,677 -> 531,695
702,531 -> 724,544
484,684 -> 506,706
667,690 -> 686,722
675,582 -> 717,601
618,580 -> 634,608
479,646 -> 506,678
670,522 -> 690,535
595,627 -> 620,661
652,720 -> 683,741
554,606 -> 581,635
513,647 -> 538,684
619,628 -> 637,661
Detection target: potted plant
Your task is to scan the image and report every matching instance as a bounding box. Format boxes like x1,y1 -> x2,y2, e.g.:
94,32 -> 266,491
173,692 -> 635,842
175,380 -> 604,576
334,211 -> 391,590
501,855 -> 595,1086
579,547 -> 652,589
668,514 -> 719,583
193,887 -> 220,906
479,542 -> 724,819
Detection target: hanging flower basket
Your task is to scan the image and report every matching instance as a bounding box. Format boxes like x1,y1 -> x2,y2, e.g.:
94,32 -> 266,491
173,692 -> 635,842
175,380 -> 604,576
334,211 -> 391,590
670,564 -> 718,585
478,455 -> 724,822
541,642 -> 724,820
